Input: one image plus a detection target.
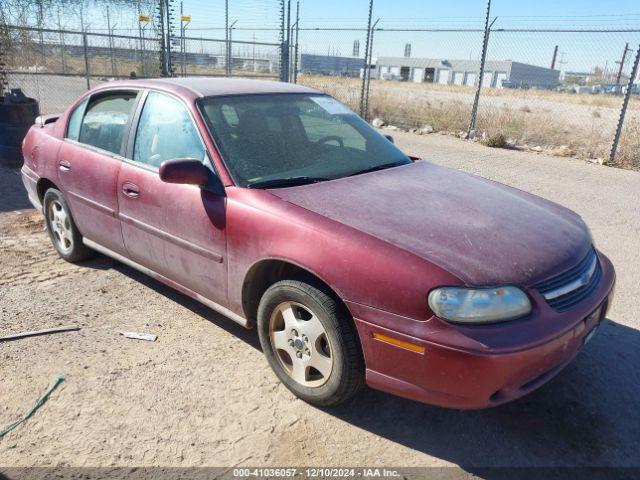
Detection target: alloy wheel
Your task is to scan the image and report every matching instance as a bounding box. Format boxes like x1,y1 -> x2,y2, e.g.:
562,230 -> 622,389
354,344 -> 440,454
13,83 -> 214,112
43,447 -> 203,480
47,199 -> 73,254
269,301 -> 334,387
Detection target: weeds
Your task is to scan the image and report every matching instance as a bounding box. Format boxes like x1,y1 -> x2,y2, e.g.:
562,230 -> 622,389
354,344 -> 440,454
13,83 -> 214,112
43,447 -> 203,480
299,75 -> 639,171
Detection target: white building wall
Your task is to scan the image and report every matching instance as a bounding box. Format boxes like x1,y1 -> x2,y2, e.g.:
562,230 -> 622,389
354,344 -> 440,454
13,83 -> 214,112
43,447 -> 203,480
482,71 -> 494,87
495,72 -> 508,88
464,72 -> 477,86
437,69 -> 451,84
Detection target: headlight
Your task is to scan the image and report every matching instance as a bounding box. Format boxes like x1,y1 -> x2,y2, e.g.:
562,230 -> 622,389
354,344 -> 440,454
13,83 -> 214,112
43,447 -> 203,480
428,286 -> 531,324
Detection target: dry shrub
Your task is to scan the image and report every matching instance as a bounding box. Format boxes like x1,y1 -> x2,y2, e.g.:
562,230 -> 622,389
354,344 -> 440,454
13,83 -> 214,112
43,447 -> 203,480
611,117 -> 640,170
368,90 -> 470,132
298,75 -> 639,171
483,133 -> 508,148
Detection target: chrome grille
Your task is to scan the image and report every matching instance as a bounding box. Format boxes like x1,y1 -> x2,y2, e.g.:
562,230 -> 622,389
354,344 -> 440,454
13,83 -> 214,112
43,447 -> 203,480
535,248 -> 601,312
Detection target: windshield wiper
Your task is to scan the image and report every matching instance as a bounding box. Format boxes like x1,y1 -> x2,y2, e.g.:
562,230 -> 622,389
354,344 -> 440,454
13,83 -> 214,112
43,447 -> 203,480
247,176 -> 329,189
348,161 -> 405,177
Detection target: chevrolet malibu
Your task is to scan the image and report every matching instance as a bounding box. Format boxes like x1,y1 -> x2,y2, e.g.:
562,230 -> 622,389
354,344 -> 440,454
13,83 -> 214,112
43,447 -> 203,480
21,78 -> 615,408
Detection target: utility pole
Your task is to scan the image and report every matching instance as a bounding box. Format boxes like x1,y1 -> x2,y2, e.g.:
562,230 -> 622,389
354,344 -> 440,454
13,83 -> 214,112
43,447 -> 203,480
551,45 -> 558,70
359,0 -> 374,118
467,0 -> 494,138
615,42 -> 630,87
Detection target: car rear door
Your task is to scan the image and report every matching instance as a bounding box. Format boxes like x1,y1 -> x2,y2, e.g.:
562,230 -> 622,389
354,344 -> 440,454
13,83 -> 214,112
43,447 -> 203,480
57,90 -> 139,256
117,90 -> 228,306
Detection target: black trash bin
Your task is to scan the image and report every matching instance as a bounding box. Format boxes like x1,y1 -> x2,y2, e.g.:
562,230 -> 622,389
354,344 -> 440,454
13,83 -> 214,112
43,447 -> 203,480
0,89 -> 40,168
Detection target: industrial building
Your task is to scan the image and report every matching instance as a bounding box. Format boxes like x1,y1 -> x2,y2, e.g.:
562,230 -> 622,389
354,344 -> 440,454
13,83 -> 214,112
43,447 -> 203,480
300,54 -> 364,77
372,57 -> 560,89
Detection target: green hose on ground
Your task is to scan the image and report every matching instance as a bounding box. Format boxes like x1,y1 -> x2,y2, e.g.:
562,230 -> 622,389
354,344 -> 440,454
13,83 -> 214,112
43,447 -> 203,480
0,375 -> 65,438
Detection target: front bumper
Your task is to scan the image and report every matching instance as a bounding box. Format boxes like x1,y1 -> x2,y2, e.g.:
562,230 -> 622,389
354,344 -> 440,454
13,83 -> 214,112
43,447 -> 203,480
350,252 -> 616,409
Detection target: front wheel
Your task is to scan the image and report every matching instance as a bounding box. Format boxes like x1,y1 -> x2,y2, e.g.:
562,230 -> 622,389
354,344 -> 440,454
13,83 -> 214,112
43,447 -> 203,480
257,280 -> 365,407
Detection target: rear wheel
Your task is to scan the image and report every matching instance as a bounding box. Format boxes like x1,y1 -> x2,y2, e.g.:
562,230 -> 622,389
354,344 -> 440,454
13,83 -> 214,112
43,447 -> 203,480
43,188 -> 94,262
257,280 -> 364,406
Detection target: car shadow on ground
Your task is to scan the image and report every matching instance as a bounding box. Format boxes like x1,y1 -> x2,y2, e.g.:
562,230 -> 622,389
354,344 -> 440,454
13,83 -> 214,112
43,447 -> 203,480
0,168 -> 33,212
327,317 -> 640,475
80,255 -> 262,351
81,254 -> 638,475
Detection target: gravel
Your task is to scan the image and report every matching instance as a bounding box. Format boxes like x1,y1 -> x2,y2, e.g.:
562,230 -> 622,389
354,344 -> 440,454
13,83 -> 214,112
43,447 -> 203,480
1,133 -> 639,470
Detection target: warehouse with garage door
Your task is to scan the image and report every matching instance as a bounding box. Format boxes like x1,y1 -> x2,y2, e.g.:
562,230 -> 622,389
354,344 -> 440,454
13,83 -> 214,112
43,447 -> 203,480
371,57 -> 560,89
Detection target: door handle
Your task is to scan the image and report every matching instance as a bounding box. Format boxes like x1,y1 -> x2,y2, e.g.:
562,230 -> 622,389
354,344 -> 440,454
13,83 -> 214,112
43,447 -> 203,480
122,182 -> 140,198
59,159 -> 71,172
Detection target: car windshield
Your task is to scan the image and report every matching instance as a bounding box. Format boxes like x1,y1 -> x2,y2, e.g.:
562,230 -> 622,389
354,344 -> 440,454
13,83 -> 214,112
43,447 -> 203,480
199,94 -> 411,187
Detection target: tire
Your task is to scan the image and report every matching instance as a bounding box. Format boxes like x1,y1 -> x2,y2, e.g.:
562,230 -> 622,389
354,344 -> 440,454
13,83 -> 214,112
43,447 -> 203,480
43,188 -> 94,262
257,279 -> 365,407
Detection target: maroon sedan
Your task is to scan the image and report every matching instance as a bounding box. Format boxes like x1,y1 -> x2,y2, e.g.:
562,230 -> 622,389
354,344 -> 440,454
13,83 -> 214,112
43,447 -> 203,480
21,78 -> 615,408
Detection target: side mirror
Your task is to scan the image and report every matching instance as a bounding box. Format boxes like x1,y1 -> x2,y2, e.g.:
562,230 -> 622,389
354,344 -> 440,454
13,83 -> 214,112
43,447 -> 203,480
159,158 -> 210,186
159,158 -> 226,196
384,134 -> 394,143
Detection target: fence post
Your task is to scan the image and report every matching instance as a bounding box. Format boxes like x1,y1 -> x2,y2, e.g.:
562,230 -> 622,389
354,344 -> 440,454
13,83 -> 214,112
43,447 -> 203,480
468,0 -> 493,138
359,0 -> 374,118
610,43 -> 640,163
292,0 -> 300,83
82,32 -> 91,90
282,0 -> 291,82
363,19 -> 380,121
106,6 -> 116,76
0,23 -> 8,92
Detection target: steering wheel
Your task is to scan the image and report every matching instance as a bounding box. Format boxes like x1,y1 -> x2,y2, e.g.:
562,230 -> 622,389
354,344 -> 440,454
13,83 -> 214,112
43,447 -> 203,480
315,135 -> 344,148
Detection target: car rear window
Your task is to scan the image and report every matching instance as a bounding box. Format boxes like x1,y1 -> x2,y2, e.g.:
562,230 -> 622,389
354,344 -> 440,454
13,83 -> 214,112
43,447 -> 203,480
78,93 -> 137,155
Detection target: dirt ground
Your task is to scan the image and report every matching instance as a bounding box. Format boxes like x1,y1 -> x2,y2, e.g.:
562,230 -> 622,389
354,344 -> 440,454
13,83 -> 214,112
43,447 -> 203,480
1,133 -> 640,472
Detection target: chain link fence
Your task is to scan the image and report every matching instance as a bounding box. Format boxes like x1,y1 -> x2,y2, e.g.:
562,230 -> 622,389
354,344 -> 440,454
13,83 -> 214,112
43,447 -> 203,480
475,30 -> 640,168
294,28 -> 369,112
1,0 -> 639,169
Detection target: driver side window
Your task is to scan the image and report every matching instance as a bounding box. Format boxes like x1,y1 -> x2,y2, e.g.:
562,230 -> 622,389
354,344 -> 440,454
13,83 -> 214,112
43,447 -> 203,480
133,91 -> 205,168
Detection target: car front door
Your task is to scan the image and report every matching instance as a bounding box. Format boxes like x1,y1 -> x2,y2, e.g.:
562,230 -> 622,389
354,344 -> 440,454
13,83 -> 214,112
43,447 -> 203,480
117,90 -> 228,306
57,91 -> 138,256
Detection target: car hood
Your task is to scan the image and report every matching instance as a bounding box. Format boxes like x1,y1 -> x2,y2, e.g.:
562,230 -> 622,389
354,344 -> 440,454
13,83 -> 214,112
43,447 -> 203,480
269,161 -> 591,286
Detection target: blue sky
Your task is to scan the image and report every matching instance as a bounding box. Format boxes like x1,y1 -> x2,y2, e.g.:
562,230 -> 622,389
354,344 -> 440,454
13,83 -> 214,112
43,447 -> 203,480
299,0 -> 640,26
294,0 -> 640,74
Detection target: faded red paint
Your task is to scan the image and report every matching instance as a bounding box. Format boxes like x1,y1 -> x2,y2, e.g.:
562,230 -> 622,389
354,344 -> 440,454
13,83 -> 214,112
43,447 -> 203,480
21,78 -> 615,409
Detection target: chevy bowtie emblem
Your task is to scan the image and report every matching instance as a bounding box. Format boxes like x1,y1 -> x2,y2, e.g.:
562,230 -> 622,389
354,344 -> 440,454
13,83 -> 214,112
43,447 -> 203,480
541,255 -> 598,301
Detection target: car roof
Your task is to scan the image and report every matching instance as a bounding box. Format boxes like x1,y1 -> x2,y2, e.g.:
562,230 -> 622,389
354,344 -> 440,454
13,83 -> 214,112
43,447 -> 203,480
94,77 -> 322,99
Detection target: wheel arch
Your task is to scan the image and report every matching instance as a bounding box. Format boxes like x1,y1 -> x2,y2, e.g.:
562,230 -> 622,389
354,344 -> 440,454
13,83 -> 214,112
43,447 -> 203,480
241,258 -> 351,326
36,178 -> 60,203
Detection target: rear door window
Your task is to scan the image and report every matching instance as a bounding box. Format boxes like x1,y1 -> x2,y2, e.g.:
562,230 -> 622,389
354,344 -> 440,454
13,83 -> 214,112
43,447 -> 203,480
66,98 -> 88,141
78,93 -> 137,155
